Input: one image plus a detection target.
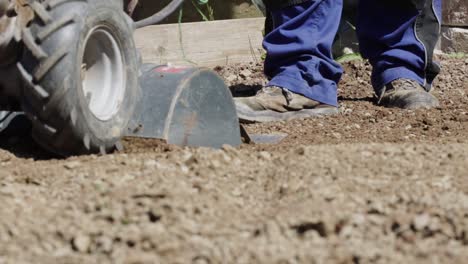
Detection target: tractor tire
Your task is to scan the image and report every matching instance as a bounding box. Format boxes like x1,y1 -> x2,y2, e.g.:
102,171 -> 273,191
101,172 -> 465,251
18,0 -> 139,156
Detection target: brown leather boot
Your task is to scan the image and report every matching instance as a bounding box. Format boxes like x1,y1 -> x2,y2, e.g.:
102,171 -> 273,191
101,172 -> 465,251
234,86 -> 338,123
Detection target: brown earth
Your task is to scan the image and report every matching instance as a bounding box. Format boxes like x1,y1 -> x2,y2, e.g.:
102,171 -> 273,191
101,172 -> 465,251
0,56 -> 467,263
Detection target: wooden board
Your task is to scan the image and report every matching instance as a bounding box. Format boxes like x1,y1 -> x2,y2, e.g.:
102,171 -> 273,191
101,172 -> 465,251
134,18 -> 265,67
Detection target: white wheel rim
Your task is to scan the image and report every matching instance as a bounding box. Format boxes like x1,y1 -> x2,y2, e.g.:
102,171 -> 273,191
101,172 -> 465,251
81,26 -> 125,121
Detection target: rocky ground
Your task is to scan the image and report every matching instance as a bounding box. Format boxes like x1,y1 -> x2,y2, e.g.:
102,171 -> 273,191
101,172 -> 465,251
0,56 -> 467,263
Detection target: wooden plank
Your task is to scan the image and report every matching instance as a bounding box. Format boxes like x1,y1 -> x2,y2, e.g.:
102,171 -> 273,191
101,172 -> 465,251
134,18 -> 265,67
443,0 -> 468,26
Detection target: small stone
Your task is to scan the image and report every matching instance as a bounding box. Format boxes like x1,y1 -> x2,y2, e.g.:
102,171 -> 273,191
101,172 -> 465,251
0,153 -> 13,163
210,159 -> 221,168
221,152 -> 232,163
332,132 -> 342,139
193,256 -> 211,264
258,151 -> 271,160
343,47 -> 354,55
183,153 -> 197,166
295,147 -> 306,155
180,165 -> 189,174
221,144 -> 236,152
143,159 -> 158,168
72,234 -> 91,253
96,236 -> 113,253
351,214 -> 366,226
64,161 -> 81,170
226,74 -> 237,82
413,214 -> 431,231
239,69 -> 252,78
232,188 -> 242,197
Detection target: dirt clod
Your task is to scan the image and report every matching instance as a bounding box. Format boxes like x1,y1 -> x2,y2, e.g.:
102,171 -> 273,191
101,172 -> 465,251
72,234 -> 91,253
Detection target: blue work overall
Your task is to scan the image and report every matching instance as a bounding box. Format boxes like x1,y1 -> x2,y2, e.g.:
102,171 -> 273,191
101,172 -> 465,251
263,0 -> 442,106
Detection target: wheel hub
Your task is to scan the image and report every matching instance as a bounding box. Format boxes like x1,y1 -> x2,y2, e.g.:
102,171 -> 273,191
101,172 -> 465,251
81,26 -> 125,121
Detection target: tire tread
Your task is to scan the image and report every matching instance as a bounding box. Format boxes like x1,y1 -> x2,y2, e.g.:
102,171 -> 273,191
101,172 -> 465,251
19,0 -> 135,156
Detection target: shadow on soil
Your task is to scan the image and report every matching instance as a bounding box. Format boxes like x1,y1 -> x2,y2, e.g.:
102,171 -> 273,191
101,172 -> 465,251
230,84 -> 262,97
0,118 -> 56,160
0,135 -> 56,160
337,96 -> 375,103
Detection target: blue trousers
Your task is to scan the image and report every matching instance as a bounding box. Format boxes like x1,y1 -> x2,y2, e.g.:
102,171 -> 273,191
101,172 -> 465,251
264,0 -> 442,106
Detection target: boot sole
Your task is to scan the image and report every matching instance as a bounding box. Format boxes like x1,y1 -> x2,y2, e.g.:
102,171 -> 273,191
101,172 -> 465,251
379,91 -> 440,110
236,104 -> 339,123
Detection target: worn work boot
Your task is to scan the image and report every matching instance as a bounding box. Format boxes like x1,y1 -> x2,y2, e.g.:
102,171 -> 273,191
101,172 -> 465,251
378,79 -> 439,109
234,86 -> 338,123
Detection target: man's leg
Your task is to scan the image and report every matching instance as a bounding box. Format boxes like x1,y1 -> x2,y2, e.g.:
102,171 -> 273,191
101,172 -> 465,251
235,0 -> 343,123
357,0 -> 441,109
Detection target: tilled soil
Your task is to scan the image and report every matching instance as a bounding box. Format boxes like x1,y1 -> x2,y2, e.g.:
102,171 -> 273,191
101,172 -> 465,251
215,56 -> 468,148
0,57 -> 467,263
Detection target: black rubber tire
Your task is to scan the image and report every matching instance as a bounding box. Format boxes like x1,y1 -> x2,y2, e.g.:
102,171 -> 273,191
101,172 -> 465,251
265,11 -> 273,35
18,0 -> 139,156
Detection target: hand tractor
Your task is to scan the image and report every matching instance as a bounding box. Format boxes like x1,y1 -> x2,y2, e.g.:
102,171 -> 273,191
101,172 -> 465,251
0,0 -> 242,156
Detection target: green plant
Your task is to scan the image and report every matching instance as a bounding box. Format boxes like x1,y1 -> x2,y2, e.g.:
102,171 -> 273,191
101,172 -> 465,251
446,52 -> 467,59
336,52 -> 363,63
178,8 -> 197,65
191,0 -> 214,21
175,0 -> 214,64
